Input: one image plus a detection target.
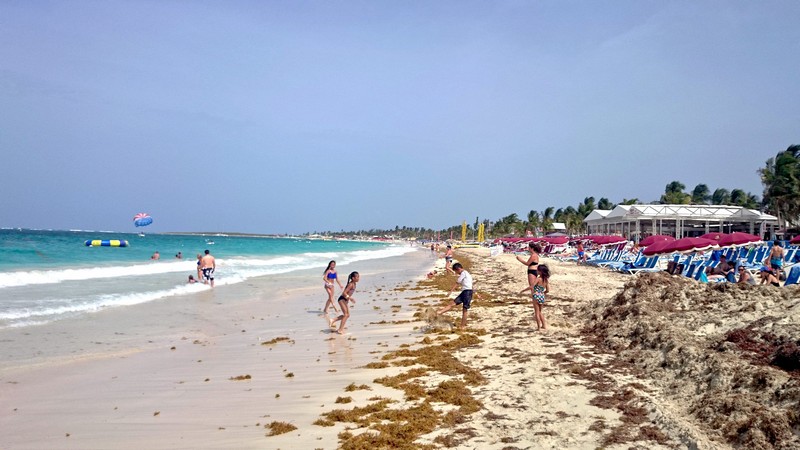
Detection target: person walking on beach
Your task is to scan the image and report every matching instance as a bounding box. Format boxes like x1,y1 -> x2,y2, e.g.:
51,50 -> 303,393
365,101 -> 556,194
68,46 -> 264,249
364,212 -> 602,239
323,261 -> 345,314
444,245 -> 455,274
330,271 -> 359,334
516,243 -> 541,289
436,263 -> 473,330
520,264 -> 550,331
201,249 -> 216,287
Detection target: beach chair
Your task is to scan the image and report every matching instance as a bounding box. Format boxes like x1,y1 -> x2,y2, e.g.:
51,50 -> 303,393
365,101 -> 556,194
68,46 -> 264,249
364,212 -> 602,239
679,254 -> 695,276
610,253 -> 646,272
624,256 -> 661,275
596,249 -> 628,268
585,249 -> 613,266
723,248 -> 735,260
684,263 -> 698,278
783,247 -> 798,269
784,266 -> 800,286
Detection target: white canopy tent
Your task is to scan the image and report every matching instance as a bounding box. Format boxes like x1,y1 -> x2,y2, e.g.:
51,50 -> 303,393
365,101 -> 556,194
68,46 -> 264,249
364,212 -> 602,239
584,204 -> 778,241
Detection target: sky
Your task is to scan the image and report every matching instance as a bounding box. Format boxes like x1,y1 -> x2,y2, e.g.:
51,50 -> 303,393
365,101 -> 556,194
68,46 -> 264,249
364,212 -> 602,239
1,1 -> 798,234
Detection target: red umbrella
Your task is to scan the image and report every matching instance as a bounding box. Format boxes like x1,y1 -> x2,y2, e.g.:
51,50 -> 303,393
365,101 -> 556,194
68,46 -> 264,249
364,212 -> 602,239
699,232 -> 726,241
718,232 -> 762,248
791,235 -> 800,244
543,236 -> 569,245
593,235 -> 627,245
663,237 -> 719,254
640,235 -> 675,247
643,239 -> 678,256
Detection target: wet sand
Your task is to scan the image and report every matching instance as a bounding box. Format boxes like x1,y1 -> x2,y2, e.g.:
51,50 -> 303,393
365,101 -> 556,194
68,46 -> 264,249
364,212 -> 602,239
0,249 -> 437,449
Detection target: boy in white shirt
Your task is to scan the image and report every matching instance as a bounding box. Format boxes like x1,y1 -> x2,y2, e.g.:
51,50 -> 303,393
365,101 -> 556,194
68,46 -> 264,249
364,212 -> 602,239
436,263 -> 473,330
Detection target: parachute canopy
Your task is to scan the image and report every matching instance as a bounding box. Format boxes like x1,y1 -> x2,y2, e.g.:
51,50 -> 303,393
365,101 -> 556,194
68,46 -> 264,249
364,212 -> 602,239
133,213 -> 153,227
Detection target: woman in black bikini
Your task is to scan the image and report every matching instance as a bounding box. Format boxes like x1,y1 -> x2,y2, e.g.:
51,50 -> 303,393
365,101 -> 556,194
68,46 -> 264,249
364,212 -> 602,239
759,267 -> 781,287
516,243 -> 541,289
330,271 -> 359,334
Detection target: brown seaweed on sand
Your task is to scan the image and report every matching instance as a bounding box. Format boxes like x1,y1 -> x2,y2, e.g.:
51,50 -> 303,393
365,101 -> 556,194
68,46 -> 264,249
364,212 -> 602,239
583,272 -> 800,449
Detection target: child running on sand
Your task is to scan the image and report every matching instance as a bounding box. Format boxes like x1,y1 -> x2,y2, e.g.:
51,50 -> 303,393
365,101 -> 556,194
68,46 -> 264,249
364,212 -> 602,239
330,271 -> 359,334
520,264 -> 550,331
436,263 -> 473,330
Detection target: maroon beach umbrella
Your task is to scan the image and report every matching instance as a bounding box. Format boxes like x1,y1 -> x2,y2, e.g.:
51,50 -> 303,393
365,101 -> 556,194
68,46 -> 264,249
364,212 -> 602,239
699,232 -> 726,242
664,237 -> 719,254
718,232 -> 762,248
642,239 -> 677,256
791,235 -> 800,245
593,235 -> 627,245
640,235 -> 675,247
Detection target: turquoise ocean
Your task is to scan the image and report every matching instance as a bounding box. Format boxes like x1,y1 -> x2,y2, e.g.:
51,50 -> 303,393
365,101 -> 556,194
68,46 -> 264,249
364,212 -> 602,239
0,229 -> 415,329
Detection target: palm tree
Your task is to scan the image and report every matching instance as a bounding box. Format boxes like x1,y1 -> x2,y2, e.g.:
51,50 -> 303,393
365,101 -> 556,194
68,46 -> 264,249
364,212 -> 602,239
597,197 -> 614,210
660,181 -> 691,204
760,145 -> 800,229
691,184 -> 710,204
711,188 -> 731,205
541,207 -> 554,233
577,197 -> 596,218
526,210 -> 541,236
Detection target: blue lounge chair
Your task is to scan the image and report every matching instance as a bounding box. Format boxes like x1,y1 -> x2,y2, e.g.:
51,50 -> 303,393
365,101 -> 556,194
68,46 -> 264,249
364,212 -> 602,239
784,266 -> 800,286
624,256 -> 661,274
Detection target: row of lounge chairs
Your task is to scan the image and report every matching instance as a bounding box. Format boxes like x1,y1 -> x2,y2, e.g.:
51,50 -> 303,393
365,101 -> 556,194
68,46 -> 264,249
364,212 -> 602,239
550,242 -> 800,285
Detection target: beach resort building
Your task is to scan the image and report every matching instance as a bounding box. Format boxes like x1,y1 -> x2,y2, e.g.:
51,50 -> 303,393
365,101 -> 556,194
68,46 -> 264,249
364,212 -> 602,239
584,204 -> 779,241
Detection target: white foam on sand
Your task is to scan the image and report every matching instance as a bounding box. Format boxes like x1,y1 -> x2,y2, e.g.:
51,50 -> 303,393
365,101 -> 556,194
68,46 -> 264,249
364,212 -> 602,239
0,249 -> 435,449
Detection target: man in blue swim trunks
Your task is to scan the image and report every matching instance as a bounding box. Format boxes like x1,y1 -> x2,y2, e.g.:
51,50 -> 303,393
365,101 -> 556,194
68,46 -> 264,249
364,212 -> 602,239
436,263 -> 473,330
768,241 -> 785,274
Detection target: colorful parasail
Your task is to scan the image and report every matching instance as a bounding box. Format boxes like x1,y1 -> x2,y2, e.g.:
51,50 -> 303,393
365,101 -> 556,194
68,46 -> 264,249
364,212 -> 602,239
133,213 -> 153,227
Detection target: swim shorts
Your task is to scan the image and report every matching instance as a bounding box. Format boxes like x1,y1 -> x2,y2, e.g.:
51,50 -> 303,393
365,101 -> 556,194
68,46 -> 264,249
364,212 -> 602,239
454,290 -> 473,310
202,267 -> 214,281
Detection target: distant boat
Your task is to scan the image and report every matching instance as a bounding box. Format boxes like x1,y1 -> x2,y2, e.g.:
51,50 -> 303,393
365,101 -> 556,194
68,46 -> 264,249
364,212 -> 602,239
138,233 -> 145,237
206,239 -> 215,245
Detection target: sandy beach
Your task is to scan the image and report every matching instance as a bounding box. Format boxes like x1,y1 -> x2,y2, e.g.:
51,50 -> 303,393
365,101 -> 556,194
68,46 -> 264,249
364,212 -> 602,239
299,247 -> 799,449
3,245 -> 799,449
0,250 -> 437,449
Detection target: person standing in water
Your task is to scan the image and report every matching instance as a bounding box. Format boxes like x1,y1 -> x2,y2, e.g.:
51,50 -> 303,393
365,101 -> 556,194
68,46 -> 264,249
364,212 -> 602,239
520,264 -> 550,331
323,261 -> 344,314
196,254 -> 203,281
330,271 -> 359,335
200,249 -> 216,288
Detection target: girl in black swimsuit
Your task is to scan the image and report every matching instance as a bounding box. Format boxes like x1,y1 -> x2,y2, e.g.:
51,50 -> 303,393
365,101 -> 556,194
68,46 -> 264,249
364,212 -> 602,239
330,271 -> 359,335
516,243 -> 541,289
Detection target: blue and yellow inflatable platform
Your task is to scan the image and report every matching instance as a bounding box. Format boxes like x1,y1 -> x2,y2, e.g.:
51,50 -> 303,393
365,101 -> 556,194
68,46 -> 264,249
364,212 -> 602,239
85,239 -> 129,247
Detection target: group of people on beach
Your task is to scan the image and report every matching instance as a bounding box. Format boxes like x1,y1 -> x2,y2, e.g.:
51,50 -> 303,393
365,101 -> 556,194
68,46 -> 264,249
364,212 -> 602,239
322,260 -> 359,334
516,243 -> 550,331
186,250 -> 215,287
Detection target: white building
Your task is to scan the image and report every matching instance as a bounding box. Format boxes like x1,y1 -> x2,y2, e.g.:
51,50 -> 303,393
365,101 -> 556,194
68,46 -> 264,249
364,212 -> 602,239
584,204 -> 778,241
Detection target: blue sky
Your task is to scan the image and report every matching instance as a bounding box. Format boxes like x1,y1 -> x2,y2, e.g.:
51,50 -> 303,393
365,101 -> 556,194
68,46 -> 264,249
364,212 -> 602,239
1,1 -> 798,234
